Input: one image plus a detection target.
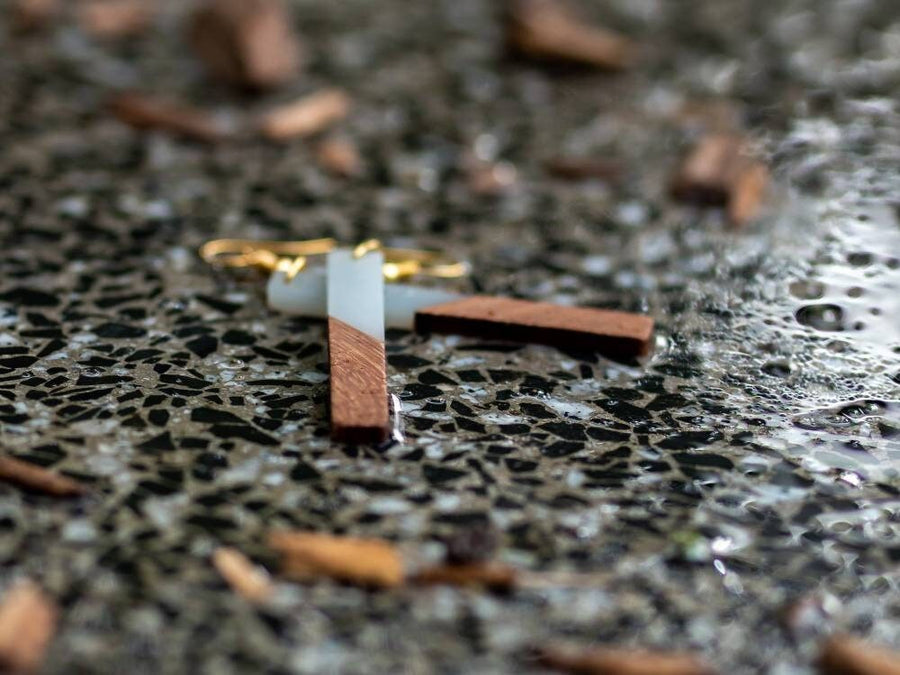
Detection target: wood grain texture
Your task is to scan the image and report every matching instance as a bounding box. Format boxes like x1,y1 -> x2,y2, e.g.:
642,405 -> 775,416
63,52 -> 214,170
328,316 -> 389,444
818,635 -> 900,675
0,455 -> 86,497
539,645 -> 716,675
415,296 -> 654,359
0,581 -> 58,674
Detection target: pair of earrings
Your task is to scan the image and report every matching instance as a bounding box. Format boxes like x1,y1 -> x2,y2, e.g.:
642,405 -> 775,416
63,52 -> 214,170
201,238 -> 654,444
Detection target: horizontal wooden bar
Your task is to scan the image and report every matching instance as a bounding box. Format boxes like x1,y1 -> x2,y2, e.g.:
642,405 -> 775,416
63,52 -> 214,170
415,296 -> 654,359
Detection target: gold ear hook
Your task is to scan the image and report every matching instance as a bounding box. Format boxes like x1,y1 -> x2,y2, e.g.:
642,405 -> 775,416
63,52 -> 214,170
199,238 -> 339,271
381,247 -> 470,281
200,237 -> 469,282
352,239 -> 382,259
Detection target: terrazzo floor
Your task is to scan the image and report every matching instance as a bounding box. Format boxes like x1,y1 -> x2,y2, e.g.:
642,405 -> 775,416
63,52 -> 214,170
0,0 -> 899,672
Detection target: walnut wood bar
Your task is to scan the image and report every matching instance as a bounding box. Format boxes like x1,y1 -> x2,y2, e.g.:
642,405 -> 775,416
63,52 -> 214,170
415,296 -> 654,359
326,249 -> 390,444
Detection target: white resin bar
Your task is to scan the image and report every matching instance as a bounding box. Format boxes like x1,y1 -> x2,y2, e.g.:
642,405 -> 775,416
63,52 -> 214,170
267,268 -> 463,330
326,248 -> 385,340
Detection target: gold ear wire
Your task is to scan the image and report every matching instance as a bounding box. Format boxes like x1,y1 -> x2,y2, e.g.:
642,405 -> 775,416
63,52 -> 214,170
199,238 -> 339,271
200,238 -> 469,281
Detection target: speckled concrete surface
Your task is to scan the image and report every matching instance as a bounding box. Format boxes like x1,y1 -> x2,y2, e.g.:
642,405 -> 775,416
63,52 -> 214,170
1,1 -> 899,673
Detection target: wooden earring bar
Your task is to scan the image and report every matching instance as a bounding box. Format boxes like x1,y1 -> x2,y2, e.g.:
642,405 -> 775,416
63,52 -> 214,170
270,269 -> 653,360
326,248 -> 390,444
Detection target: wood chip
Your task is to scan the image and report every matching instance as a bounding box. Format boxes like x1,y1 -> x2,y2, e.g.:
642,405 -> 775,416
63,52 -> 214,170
411,563 -> 517,593
818,635 -> 900,675
268,531 -> 403,589
415,296 -> 654,360
0,455 -> 86,497
189,0 -> 302,90
12,0 -> 59,33
259,89 -> 350,142
506,0 -> 635,70
539,645 -> 716,675
212,547 -> 273,604
78,0 -> 152,39
109,93 -> 230,143
467,160 -> 518,196
545,157 -> 621,182
316,137 -> 362,177
0,581 -> 58,674
670,133 -> 770,227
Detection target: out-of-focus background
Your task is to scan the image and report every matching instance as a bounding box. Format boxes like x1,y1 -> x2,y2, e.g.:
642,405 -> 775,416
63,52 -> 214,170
0,0 -> 899,673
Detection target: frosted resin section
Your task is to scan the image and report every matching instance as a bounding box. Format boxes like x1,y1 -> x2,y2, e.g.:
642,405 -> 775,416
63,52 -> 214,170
267,267 -> 463,330
326,248 -> 385,341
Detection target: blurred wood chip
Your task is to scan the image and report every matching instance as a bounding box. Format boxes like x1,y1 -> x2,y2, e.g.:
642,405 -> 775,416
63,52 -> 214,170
212,547 -> 273,604
316,137 -> 362,177
506,0 -> 635,70
818,635 -> 900,675
0,581 -> 58,674
189,0 -> 302,90
109,93 -> 230,143
12,0 -> 59,33
0,455 -> 86,497
268,531 -> 403,589
545,157 -> 621,182
259,89 -> 350,142
467,160 -> 518,196
539,645 -> 716,675
670,133 -> 769,227
411,562 -> 517,593
78,0 -> 152,39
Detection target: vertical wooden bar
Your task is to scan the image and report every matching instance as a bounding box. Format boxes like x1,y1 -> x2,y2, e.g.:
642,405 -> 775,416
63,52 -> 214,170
326,248 -> 389,443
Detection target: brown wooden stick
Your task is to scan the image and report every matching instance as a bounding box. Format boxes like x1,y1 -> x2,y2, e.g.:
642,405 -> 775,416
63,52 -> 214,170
415,296 -> 654,359
818,635 -> 900,675
0,455 -> 86,497
411,562 -> 517,593
212,547 -> 273,604
259,89 -> 350,142
189,0 -> 302,90
539,644 -> 716,675
109,93 -> 230,143
328,317 -> 389,444
12,0 -> 59,32
0,581 -> 58,674
545,157 -> 622,182
506,0 -> 635,70
268,531 -> 403,589
316,137 -> 362,177
78,0 -> 152,38
670,133 -> 769,227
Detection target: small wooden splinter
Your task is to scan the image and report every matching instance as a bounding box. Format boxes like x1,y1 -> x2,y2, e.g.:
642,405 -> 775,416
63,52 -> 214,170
415,296 -> 654,359
212,547 -> 273,604
0,581 -> 58,674
268,531 -> 403,589
0,455 -> 86,497
506,0 -> 635,70
818,635 -> 900,675
259,89 -> 350,142
189,0 -> 302,90
327,248 -> 390,444
539,644 -> 715,675
670,133 -> 770,227
109,93 -> 230,143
